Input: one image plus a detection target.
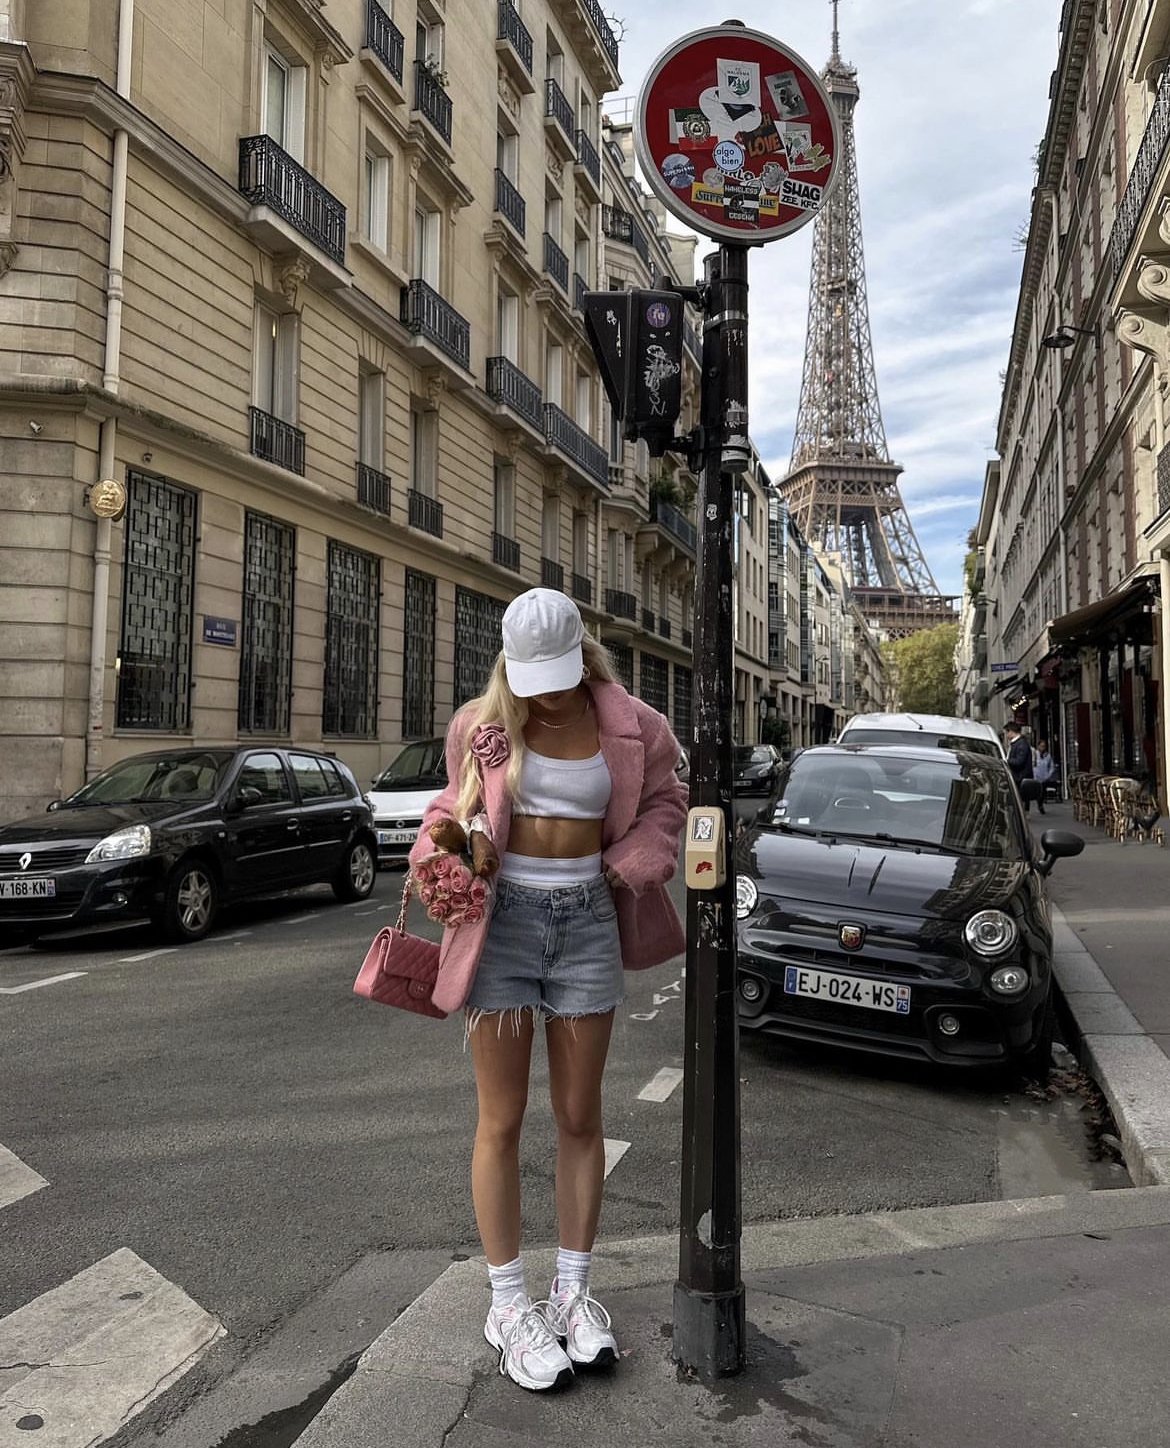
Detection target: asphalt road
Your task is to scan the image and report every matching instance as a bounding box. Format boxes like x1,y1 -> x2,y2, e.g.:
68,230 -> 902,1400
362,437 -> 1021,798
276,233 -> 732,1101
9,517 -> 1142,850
0,843 -> 1125,1448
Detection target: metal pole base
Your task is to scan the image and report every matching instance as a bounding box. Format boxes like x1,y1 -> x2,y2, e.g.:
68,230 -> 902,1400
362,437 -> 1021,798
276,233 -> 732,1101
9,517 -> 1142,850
671,1280 -> 746,1379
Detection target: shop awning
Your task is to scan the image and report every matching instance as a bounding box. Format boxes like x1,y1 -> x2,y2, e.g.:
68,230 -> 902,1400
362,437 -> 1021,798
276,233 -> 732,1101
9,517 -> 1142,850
1048,574 -> 1159,647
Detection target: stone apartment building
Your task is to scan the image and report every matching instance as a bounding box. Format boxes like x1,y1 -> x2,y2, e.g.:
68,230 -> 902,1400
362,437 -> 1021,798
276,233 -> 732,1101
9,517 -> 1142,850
980,0 -> 1170,802
0,0 -> 713,817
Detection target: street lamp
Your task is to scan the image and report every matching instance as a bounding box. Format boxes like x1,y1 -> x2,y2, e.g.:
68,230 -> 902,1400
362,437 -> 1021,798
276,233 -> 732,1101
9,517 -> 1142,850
1041,323 -> 1099,350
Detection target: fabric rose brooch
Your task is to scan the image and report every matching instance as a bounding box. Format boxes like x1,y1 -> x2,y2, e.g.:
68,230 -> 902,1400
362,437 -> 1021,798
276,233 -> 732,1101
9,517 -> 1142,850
470,723 -> 510,769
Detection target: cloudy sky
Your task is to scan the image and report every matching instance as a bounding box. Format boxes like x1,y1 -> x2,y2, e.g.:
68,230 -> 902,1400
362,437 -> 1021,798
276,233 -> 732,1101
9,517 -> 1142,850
608,0 -> 1060,598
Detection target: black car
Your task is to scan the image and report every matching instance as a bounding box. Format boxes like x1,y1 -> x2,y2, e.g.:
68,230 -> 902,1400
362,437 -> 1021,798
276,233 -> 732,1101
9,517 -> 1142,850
0,747 -> 378,945
733,744 -> 783,796
734,744 -> 1084,1076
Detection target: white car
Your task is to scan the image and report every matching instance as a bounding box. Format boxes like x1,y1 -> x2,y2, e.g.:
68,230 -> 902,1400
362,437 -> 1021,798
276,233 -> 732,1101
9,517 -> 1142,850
835,712 -> 1005,759
367,737 -> 447,867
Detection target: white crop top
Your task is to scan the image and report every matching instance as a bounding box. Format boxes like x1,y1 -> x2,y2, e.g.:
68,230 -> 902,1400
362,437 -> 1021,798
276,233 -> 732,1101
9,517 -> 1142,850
512,748 -> 613,819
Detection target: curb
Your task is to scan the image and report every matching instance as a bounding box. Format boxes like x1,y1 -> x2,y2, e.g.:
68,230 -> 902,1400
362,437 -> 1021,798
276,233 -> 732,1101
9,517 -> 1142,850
1050,904 -> 1170,1187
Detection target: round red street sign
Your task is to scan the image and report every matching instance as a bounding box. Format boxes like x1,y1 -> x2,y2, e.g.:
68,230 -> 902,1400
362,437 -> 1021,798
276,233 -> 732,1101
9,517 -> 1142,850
634,24 -> 841,244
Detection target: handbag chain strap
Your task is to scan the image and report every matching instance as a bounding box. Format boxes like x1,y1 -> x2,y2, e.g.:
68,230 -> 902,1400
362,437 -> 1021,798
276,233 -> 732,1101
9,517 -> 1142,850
396,873 -> 415,933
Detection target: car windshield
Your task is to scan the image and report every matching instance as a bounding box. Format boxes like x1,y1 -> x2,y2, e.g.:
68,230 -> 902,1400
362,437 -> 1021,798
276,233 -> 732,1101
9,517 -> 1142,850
841,728 -> 1001,758
735,746 -> 773,764
763,752 -> 1024,858
64,752 -> 233,806
373,739 -> 446,788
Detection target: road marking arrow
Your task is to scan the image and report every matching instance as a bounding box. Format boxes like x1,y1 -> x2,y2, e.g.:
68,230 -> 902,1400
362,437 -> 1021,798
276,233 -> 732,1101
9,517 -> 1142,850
0,1145 -> 48,1211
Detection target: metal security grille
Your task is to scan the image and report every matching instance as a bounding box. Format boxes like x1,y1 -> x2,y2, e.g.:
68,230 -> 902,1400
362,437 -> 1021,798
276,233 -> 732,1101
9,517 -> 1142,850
639,653 -> 668,716
239,512 -> 294,733
323,542 -> 379,737
403,569 -> 436,738
116,471 -> 195,730
455,586 -> 505,707
673,664 -> 693,742
607,641 -> 633,691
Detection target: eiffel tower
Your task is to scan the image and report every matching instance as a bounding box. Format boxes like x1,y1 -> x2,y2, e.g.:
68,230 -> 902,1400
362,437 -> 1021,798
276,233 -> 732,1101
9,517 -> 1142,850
778,4 -> 955,639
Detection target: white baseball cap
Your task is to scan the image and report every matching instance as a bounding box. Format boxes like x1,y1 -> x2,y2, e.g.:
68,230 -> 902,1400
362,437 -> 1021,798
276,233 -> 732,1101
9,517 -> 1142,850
501,588 -> 584,697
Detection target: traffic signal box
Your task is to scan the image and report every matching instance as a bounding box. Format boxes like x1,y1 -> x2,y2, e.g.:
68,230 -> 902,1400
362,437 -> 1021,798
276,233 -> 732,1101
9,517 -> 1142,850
583,290 -> 685,457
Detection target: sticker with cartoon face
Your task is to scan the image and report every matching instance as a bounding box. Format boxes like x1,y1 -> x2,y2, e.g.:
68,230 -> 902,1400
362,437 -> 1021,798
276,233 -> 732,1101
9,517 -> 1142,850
764,69 -> 809,119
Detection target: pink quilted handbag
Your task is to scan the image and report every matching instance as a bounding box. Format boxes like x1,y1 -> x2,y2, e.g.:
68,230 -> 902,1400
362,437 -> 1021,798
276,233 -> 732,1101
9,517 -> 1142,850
353,877 -> 446,1019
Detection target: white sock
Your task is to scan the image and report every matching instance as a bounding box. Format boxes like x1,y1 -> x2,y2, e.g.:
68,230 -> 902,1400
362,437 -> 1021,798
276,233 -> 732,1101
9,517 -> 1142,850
487,1257 -> 527,1312
554,1247 -> 592,1296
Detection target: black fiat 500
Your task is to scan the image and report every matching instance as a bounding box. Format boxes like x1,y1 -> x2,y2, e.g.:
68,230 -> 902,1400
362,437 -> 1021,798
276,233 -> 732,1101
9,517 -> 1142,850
0,747 -> 377,945
734,744 -> 1084,1077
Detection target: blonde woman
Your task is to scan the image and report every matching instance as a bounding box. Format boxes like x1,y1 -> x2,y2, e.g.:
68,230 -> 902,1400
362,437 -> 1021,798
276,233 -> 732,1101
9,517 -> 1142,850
409,588 -> 687,1392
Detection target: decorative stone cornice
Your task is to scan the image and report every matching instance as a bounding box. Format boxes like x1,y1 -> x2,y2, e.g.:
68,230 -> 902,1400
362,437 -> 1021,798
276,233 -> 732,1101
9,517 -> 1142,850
1117,308 -> 1170,368
277,255 -> 311,307
1137,255 -> 1170,308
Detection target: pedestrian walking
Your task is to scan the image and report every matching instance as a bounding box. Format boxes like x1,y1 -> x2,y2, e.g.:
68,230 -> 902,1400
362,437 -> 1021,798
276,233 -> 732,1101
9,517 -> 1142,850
1004,721 -> 1037,812
1032,739 -> 1056,811
409,587 -> 687,1393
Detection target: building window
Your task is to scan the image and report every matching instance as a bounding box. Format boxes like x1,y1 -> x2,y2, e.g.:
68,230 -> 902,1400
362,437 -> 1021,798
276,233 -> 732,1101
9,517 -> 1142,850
411,404 -> 438,497
239,511 -> 294,734
497,286 -> 519,362
323,542 -> 379,737
572,510 -> 589,575
415,8 -> 444,71
254,302 -> 298,422
116,471 -> 195,731
494,459 -> 515,537
608,641 -> 633,691
363,148 -> 390,250
497,127 -> 519,184
264,44 -> 307,161
640,653 -> 668,715
403,568 -> 436,738
455,586 -> 506,707
542,493 -> 560,562
359,369 -> 385,469
546,339 -> 563,407
673,664 -> 693,741
575,369 -> 591,428
413,202 -> 441,286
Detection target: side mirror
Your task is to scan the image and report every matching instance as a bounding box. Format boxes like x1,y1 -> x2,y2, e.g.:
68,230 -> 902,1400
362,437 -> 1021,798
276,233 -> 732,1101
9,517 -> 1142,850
46,799 -> 61,813
1035,828 -> 1084,876
227,786 -> 264,814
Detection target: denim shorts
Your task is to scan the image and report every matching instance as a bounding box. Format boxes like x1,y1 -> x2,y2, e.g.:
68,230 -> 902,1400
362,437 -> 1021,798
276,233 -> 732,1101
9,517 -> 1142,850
465,875 -> 624,1019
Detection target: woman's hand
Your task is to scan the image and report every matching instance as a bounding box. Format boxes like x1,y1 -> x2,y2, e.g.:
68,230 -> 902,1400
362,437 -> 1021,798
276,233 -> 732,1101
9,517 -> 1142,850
604,866 -> 626,889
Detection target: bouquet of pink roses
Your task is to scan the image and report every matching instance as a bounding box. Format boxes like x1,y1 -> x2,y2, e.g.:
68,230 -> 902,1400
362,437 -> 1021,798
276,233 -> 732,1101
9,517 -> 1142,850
412,849 -> 491,926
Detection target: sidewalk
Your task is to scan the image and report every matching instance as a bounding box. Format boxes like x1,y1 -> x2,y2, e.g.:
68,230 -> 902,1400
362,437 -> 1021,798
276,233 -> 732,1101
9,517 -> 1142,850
293,801 -> 1170,1448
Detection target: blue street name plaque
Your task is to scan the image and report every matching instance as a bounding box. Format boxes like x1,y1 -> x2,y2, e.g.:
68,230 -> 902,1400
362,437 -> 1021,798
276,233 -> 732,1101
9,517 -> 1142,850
203,616 -> 238,646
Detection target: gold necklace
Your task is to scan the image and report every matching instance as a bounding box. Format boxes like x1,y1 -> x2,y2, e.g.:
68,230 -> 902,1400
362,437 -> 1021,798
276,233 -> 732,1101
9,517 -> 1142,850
529,695 -> 591,730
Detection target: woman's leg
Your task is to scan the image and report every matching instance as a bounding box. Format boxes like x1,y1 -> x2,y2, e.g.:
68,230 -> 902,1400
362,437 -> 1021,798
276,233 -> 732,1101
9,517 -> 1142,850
468,1012 -> 536,1265
546,1010 -> 615,1252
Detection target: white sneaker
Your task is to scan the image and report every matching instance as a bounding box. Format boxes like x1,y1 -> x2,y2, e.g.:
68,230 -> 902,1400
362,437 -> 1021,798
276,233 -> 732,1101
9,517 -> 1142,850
545,1280 -> 619,1368
485,1294 -> 574,1392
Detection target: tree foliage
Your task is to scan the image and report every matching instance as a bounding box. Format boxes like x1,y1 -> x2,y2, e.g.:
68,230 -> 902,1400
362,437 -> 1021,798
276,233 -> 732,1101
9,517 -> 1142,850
881,623 -> 959,715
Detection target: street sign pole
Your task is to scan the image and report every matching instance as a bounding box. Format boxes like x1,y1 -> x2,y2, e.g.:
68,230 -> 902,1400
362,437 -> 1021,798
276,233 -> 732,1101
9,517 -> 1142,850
674,244 -> 748,1378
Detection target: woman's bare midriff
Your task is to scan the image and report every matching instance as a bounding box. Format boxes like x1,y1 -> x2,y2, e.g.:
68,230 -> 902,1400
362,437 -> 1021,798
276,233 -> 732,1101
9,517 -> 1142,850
507,815 -> 603,859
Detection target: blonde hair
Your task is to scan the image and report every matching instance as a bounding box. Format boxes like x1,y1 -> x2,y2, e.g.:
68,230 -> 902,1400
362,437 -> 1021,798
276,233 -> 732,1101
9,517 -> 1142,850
452,634 -> 618,820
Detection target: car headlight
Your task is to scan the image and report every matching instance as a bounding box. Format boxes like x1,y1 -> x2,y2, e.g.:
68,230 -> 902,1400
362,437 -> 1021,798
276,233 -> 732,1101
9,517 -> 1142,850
964,909 -> 1017,956
735,876 -> 758,920
86,823 -> 152,863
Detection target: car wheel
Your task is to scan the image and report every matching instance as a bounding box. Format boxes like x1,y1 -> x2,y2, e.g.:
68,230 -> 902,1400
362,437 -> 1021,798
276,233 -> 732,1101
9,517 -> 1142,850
1012,995 -> 1055,1085
333,837 -> 377,901
157,859 -> 219,942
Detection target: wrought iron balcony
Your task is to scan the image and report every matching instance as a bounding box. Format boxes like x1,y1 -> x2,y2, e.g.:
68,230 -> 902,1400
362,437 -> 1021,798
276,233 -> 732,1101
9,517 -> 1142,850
543,232 -> 569,290
642,607 -> 656,633
573,271 -> 587,311
545,77 -> 575,140
1157,442 -> 1170,523
400,278 -> 470,370
605,588 -> 638,621
681,627 -> 692,648
543,403 -> 608,486
365,0 -> 404,81
1110,73 -> 1170,283
575,129 -> 600,185
494,168 -> 526,235
541,557 -> 564,590
356,462 -> 392,515
238,135 -> 346,265
492,532 -> 521,572
486,355 -> 543,430
648,493 -> 697,554
249,406 -> 305,475
600,203 -> 649,263
659,616 -> 671,640
413,60 -> 452,144
571,572 -> 593,606
497,0 -> 533,74
408,488 -> 443,537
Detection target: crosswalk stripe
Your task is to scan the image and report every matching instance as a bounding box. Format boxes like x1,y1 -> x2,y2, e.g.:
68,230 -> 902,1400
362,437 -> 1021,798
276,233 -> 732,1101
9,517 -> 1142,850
0,972 -> 87,994
0,1145 -> 47,1210
637,1066 -> 685,1102
0,1248 -> 225,1446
